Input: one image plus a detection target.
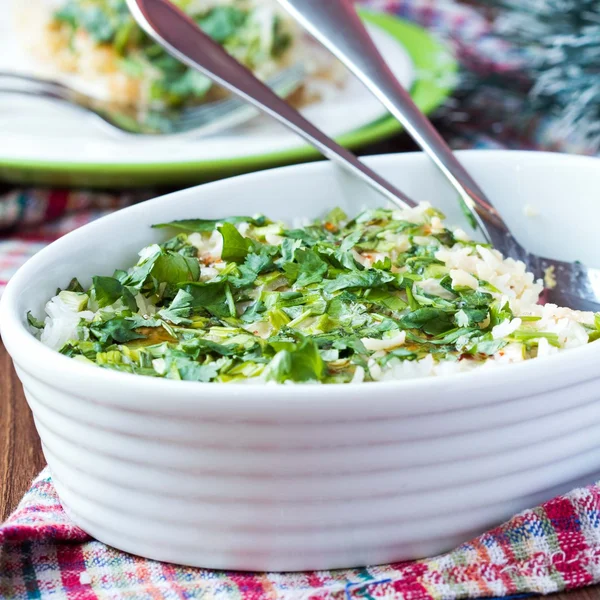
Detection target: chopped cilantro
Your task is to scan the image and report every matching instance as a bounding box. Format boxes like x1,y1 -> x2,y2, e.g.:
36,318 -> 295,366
264,338 -> 325,383
181,282 -> 230,318
50,1 -> 295,108
151,252 -> 200,284
218,222 -> 252,263
153,216 -> 264,233
284,249 -> 328,287
324,270 -> 395,294
230,251 -> 273,288
158,289 -> 194,325
92,276 -> 124,308
27,311 -> 45,330
31,205 -> 599,384
400,308 -> 455,336
197,6 -> 247,43
90,318 -> 147,345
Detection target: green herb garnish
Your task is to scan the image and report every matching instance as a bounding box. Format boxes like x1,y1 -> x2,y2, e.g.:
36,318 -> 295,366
51,0 -> 295,108
30,205 -> 598,384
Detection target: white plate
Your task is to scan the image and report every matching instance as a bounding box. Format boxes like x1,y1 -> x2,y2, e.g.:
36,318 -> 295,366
0,7 -> 413,165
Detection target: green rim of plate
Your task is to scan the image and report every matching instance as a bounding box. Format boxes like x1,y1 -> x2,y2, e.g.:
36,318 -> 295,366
0,11 -> 458,188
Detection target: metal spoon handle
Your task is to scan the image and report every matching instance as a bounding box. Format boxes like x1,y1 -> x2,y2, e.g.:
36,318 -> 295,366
126,0 -> 416,209
277,0 -> 508,234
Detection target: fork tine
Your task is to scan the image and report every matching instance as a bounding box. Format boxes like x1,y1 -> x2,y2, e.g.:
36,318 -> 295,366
180,97 -> 247,122
178,65 -> 304,126
179,70 -> 303,123
0,63 -> 304,137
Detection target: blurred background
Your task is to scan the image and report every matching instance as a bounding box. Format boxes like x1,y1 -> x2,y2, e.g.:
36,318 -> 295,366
0,0 -> 597,292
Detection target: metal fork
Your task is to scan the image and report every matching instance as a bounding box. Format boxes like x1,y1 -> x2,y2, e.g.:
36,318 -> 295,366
276,0 -> 600,313
0,66 -> 305,136
127,0 -> 600,313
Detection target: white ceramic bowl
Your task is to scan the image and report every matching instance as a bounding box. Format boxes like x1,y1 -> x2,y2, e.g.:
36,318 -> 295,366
2,151 -> 600,572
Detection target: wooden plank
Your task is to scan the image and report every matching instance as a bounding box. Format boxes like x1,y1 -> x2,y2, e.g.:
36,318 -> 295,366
554,592 -> 600,600
0,342 -> 45,521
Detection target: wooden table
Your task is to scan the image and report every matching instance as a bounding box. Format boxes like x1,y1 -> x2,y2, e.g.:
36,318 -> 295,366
1,134 -> 598,598
0,341 -> 45,521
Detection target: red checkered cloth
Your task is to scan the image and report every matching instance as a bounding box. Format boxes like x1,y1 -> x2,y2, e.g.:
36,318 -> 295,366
2,2 -> 600,595
0,188 -> 152,291
2,468 -> 600,599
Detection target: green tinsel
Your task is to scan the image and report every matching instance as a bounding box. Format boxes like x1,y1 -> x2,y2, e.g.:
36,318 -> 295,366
472,0 -> 600,151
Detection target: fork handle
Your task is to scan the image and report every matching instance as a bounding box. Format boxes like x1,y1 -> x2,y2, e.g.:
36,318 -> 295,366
277,0 -> 508,235
0,71 -> 67,92
0,71 -> 77,104
126,0 -> 417,209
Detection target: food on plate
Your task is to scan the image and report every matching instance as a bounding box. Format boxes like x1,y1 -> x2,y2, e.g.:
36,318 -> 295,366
18,0 -> 343,109
29,204 -> 599,383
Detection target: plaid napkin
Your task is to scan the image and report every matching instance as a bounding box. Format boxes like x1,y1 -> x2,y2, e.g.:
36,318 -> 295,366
2,468 -> 600,599
3,1 -> 600,598
0,188 -> 153,292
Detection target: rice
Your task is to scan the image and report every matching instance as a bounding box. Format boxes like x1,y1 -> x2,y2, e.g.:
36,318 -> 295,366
16,0 -> 346,110
31,203 -> 598,384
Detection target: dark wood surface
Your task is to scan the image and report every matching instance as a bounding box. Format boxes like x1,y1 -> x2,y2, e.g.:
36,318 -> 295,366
0,341 -> 45,521
1,135 -> 599,599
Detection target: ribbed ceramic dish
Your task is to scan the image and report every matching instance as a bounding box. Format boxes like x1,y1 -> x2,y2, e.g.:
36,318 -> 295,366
2,151 -> 600,572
